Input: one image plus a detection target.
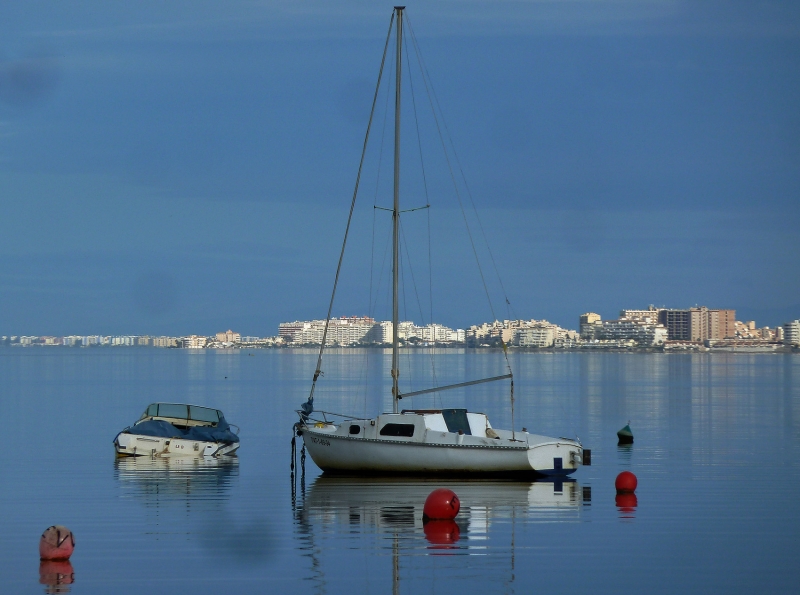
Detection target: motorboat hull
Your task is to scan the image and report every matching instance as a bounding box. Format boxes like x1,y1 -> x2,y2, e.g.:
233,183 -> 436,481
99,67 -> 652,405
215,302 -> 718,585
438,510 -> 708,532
114,431 -> 239,458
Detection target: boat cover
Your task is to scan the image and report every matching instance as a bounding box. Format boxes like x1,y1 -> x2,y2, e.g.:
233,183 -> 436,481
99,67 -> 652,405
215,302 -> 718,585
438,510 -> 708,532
127,417 -> 239,444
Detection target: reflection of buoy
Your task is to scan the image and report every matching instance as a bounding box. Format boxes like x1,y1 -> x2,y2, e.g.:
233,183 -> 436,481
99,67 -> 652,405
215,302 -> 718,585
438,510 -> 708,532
39,559 -> 75,589
617,422 -> 634,444
423,488 -> 460,521
615,492 -> 638,511
615,471 -> 638,493
39,526 -> 75,561
423,519 -> 460,546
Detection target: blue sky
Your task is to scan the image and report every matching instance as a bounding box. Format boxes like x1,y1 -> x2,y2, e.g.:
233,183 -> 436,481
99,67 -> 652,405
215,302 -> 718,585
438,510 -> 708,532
1,1 -> 798,336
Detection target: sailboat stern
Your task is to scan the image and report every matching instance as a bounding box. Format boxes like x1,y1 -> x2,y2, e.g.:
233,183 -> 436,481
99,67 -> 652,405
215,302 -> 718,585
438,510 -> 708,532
525,435 -> 583,476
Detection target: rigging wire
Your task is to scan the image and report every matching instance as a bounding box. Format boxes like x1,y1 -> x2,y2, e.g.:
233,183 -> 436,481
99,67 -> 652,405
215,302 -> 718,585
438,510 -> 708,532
406,14 -> 516,434
406,15 -> 515,322
403,24 -> 439,397
371,223 -> 393,318
365,43 -> 396,418
405,19 -> 504,335
306,12 -> 395,406
369,66 -> 393,325
398,241 -> 412,407
399,223 -> 425,325
399,219 -> 441,407
405,16 -> 496,323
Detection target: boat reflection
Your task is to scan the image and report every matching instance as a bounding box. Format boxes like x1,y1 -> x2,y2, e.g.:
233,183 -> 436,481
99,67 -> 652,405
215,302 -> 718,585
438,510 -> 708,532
114,455 -> 238,509
294,474 -> 589,592
298,474 -> 585,544
114,456 -> 276,564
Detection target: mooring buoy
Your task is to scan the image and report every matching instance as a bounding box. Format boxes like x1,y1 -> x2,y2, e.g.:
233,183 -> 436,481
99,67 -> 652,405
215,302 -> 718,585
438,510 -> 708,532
617,422 -> 634,445
615,471 -> 638,493
423,488 -> 460,521
39,526 -> 75,561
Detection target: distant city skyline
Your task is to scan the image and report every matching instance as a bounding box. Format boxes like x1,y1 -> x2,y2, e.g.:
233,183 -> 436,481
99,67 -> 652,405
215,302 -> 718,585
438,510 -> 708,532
4,307 -> 798,349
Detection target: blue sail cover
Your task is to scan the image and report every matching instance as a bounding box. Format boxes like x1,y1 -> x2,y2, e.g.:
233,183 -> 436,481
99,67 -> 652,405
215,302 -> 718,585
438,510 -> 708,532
129,417 -> 239,444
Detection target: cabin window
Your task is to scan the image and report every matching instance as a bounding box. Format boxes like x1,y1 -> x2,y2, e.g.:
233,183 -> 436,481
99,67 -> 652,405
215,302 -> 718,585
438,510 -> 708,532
349,425 -> 361,435
146,404 -> 158,417
380,423 -> 415,437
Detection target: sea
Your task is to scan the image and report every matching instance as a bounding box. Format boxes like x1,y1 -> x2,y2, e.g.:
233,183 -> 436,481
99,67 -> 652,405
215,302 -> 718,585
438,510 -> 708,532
1,347 -> 798,594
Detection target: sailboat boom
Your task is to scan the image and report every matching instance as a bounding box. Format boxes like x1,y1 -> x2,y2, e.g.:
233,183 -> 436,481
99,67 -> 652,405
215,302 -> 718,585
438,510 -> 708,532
397,373 -> 513,399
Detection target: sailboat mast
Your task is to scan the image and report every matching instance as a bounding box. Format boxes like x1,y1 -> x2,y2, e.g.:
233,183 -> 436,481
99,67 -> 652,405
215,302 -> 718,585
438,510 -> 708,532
391,6 -> 404,414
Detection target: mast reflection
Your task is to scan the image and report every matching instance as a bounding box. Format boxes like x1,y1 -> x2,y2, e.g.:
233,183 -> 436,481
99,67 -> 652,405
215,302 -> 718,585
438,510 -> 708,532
294,475 -> 588,592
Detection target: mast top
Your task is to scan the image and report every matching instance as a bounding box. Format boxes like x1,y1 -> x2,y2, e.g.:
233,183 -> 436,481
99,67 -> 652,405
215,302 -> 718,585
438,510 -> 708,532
394,6 -> 405,10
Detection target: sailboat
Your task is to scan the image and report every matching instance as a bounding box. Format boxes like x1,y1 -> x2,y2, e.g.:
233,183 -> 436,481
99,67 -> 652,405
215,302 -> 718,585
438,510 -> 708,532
295,7 -> 588,477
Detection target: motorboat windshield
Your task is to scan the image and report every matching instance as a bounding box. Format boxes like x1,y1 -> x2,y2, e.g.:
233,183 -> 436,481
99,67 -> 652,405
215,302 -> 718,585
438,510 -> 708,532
139,403 -> 223,427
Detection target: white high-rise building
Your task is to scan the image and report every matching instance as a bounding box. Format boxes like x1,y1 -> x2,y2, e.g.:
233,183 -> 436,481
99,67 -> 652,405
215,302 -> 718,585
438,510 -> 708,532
600,320 -> 667,346
281,318 -> 463,345
184,335 -> 208,349
784,320 -> 800,346
379,321 -> 394,343
517,326 -> 556,348
279,317 -> 379,346
620,306 -> 661,324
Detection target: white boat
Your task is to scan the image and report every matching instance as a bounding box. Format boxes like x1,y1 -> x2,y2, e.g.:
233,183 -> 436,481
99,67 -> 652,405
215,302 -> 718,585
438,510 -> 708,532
302,410 -> 584,476
114,402 -> 240,458
295,7 -> 588,478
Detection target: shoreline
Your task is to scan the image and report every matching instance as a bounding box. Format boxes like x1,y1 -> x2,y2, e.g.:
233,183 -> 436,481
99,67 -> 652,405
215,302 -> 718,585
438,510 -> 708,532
1,344 -> 796,354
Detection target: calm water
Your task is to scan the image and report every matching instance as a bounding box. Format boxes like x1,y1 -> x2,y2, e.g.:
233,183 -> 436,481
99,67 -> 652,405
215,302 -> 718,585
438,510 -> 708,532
1,348 -> 799,594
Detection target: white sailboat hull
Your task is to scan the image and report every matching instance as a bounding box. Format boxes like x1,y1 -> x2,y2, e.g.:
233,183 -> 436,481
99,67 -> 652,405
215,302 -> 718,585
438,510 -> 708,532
299,412 -> 583,476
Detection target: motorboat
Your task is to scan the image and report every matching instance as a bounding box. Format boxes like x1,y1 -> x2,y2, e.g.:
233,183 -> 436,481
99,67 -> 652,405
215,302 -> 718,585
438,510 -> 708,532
294,7 -> 588,477
114,402 -> 240,458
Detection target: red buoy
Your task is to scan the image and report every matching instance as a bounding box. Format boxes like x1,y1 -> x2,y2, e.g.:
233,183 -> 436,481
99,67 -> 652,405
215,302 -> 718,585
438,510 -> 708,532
423,519 -> 461,546
423,488 -> 460,521
615,471 -> 638,493
39,526 -> 75,561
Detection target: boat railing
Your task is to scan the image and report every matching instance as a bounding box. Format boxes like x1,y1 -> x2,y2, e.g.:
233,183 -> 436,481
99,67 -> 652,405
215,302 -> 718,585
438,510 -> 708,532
296,409 -> 374,424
